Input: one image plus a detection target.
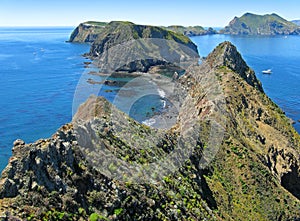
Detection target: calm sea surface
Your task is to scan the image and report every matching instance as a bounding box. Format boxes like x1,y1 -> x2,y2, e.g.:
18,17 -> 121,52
0,28 -> 90,171
0,28 -> 299,172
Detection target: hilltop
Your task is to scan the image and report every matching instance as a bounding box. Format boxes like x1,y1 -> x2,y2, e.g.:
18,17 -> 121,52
0,41 -> 299,220
221,13 -> 300,35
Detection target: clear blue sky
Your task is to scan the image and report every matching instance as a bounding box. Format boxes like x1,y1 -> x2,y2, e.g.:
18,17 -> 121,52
1,0 -> 299,27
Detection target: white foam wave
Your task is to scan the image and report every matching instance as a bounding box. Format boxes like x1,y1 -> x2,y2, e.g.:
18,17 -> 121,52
142,118 -> 156,126
157,88 -> 166,98
161,100 -> 166,108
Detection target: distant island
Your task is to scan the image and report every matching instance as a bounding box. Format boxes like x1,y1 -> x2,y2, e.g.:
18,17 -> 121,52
221,13 -> 300,35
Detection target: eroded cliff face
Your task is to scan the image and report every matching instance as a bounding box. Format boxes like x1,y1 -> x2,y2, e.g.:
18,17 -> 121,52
0,42 -> 299,221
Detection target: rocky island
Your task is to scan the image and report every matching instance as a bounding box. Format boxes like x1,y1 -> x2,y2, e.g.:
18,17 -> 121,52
221,13 -> 300,35
0,38 -> 299,220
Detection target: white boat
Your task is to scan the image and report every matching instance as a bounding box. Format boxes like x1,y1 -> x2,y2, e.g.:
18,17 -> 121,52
262,69 -> 272,74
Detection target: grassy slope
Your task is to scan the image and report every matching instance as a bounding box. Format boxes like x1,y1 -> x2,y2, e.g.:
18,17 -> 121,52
207,66 -> 300,220
96,21 -> 192,44
201,42 -> 300,219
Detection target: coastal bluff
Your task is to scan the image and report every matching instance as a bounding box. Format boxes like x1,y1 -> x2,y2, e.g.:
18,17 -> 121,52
0,41 -> 299,220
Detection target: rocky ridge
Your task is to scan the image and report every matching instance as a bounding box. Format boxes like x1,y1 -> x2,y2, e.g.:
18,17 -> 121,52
0,42 -> 299,220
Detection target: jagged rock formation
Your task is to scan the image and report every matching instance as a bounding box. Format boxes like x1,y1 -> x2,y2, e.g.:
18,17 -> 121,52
221,13 -> 300,35
205,42 -> 263,92
0,42 -> 299,221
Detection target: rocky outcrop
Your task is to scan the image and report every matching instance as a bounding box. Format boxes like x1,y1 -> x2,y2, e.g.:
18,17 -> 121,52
0,42 -> 299,220
205,41 -> 263,92
221,13 -> 300,35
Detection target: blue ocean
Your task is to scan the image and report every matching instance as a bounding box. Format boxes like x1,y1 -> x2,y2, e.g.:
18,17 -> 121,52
0,28 -> 90,171
0,28 -> 299,172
